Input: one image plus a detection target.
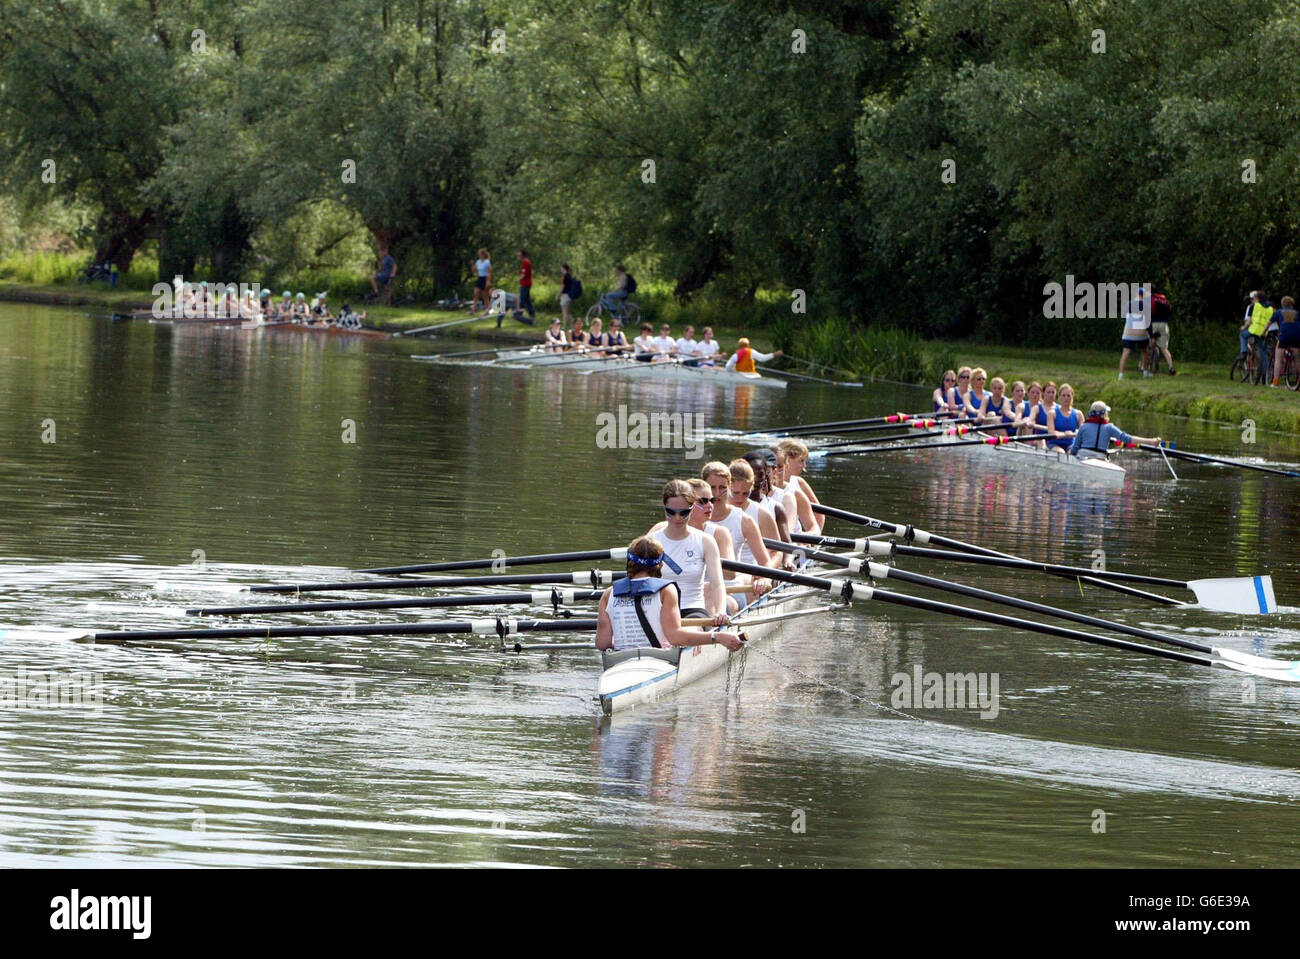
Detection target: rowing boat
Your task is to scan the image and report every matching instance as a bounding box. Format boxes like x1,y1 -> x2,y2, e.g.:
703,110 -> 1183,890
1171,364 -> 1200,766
596,563 -> 846,714
240,319 -> 391,339
949,431 -> 1126,486
469,347 -> 787,388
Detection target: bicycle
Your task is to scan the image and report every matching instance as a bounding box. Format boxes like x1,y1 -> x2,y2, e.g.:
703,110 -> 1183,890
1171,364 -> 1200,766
77,261 -> 116,286
1230,332 -> 1274,385
586,297 -> 640,327
1142,335 -> 1164,376
1271,338 -> 1300,389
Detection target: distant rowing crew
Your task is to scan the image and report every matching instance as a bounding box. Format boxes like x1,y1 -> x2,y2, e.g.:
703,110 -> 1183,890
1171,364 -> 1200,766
154,283 -> 367,328
594,442 -> 823,654
545,319 -> 781,374
932,366 -> 1160,459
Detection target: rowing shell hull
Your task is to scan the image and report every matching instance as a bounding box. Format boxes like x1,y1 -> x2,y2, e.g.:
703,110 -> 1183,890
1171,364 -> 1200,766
494,349 -> 786,387
952,434 -> 1126,486
596,569 -> 836,714
242,321 -> 390,339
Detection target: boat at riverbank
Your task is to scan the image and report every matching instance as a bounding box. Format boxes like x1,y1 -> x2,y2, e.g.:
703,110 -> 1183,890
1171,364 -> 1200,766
422,346 -> 787,388
240,318 -> 391,339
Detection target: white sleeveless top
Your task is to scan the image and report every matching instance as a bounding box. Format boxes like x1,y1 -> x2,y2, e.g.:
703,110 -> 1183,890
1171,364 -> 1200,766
651,527 -> 709,612
773,485 -> 802,534
714,506 -> 751,567
608,586 -> 669,650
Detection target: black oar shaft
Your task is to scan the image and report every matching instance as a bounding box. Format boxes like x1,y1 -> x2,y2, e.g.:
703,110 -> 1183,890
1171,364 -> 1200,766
1136,444 -> 1300,478
767,411 -> 956,435
811,505 -> 1185,606
189,589 -> 604,617
249,570 -> 623,594
891,543 -> 1187,588
87,618 -> 598,643
767,540 -> 1212,656
724,559 -> 1210,668
358,548 -> 622,575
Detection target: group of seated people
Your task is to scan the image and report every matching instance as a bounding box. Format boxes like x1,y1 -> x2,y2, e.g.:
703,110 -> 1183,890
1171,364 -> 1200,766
933,366 -> 1160,458
176,284 -> 364,326
543,319 -> 778,372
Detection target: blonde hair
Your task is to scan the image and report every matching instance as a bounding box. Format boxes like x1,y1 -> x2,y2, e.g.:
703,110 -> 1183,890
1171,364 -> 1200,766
971,367 -> 987,380
957,365 -> 972,377
701,461 -> 730,481
626,535 -> 664,575
737,337 -> 750,348
685,477 -> 711,498
728,459 -> 755,483
775,438 -> 809,460
662,479 -> 696,505
1010,380 -> 1025,393
990,376 -> 1005,390
1058,383 -> 1074,404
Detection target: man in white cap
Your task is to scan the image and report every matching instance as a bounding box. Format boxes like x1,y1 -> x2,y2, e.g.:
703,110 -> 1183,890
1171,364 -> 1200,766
1070,401 -> 1162,460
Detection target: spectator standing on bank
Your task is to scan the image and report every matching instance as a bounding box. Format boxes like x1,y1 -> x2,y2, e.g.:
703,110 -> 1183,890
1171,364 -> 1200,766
470,249 -> 492,313
1117,289 -> 1150,380
517,249 -> 535,322
371,247 -> 397,303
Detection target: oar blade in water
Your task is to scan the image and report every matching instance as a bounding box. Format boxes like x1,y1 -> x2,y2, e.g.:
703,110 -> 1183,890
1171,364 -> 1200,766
1188,576 -> 1277,614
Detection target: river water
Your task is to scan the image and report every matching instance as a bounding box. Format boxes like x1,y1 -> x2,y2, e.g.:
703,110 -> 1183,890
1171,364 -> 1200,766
1,304 -> 1297,867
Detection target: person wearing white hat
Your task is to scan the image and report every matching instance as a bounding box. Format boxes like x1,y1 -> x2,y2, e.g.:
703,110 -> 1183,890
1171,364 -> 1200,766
1070,401 -> 1162,460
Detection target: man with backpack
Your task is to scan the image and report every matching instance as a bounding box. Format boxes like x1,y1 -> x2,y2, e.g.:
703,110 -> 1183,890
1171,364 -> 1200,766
559,264 -> 582,324
601,264 -> 636,316
1142,291 -> 1176,376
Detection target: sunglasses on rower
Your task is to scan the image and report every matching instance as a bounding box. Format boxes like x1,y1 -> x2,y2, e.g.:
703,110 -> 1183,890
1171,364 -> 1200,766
663,506 -> 692,518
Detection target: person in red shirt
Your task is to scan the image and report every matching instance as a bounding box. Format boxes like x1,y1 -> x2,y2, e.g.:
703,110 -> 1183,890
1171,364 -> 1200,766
517,249 -> 535,322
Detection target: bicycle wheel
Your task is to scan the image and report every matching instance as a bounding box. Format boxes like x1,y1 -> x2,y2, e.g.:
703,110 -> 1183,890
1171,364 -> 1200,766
1145,343 -> 1161,375
1286,350 -> 1300,390
623,302 -> 640,325
585,302 -> 604,323
1229,354 -> 1249,383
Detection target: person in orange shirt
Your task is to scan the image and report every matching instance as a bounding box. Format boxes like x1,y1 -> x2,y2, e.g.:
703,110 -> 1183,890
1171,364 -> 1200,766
725,337 -> 783,373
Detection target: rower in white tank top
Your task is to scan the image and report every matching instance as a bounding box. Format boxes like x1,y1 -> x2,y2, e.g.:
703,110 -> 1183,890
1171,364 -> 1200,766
650,526 -> 709,613
773,484 -> 802,534
607,584 -> 672,650
714,506 -> 751,566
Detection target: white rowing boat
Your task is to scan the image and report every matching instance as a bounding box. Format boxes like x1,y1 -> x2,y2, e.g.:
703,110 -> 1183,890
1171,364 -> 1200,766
596,565 -> 848,714
487,347 -> 787,388
949,432 -> 1126,486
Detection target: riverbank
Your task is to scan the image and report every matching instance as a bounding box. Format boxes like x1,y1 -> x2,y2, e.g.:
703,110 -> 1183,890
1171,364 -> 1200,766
0,281 -> 783,351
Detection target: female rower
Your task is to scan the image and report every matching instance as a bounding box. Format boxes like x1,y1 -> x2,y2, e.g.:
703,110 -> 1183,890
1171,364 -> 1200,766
1010,381 -> 1038,440
954,367 -> 973,417
1032,381 -> 1058,449
586,317 -> 606,354
544,318 -> 567,351
1046,383 -> 1080,451
649,478 -> 741,614
293,293 -> 311,321
981,377 -> 1016,435
646,479 -> 728,624
594,536 -> 743,653
933,370 -> 961,416
701,462 -> 771,571
738,453 -> 791,547
606,318 -> 629,354
568,316 -> 587,350
774,439 -> 823,531
963,368 -> 992,419
770,447 -> 818,534
1070,401 -> 1161,460
278,290 -> 293,317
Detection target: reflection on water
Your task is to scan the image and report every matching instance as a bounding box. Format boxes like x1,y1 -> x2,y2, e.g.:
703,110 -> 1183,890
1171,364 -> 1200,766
2,303 -> 1300,867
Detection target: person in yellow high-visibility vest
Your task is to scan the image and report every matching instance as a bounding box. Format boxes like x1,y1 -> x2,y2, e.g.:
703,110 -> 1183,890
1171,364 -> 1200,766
725,337 -> 783,374
1239,290 -> 1274,375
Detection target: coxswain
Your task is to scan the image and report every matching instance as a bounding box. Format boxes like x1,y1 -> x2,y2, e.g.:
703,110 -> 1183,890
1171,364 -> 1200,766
594,536 -> 742,652
725,337 -> 782,374
1070,402 -> 1161,460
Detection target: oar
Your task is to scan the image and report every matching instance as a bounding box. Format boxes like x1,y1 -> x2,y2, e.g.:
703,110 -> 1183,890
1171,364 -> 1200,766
357,547 -> 627,575
763,540 -> 1296,673
780,353 -> 861,379
397,315 -> 483,336
761,411 -> 957,436
247,569 -> 624,594
857,540 -> 1276,615
0,617 -> 598,645
721,560 -> 1299,682
413,345 -> 508,360
756,366 -> 863,388
188,588 -> 604,618
809,504 -> 1186,607
815,421 -> 1010,451
819,432 -> 1065,457
778,417 -> 973,439
1129,443 -> 1300,478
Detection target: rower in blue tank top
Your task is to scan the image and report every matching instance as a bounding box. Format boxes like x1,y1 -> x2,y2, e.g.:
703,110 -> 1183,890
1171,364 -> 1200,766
1046,383 -> 1080,451
933,369 -> 959,415
952,367 -> 973,417
981,376 -> 1015,435
1034,382 -> 1058,434
962,367 -> 991,420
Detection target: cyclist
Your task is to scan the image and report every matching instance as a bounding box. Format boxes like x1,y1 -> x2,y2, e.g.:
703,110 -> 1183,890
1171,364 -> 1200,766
1271,296 -> 1300,387
600,265 -> 635,316
1239,290 -> 1273,376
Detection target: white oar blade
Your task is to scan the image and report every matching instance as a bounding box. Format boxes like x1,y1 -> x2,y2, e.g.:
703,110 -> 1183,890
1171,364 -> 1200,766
1215,657 -> 1300,682
1188,576 -> 1276,614
1212,647 -> 1300,673
0,627 -> 96,642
